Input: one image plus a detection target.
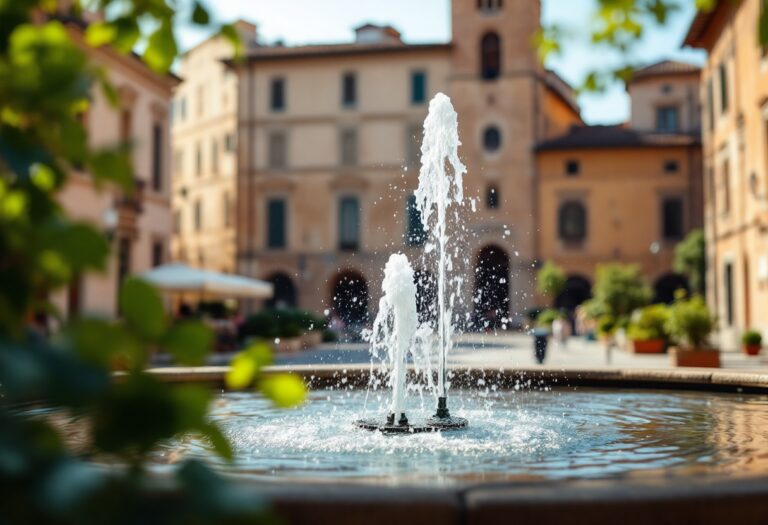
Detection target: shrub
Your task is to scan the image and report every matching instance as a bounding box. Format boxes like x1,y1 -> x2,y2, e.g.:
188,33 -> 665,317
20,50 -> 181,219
674,229 -> 706,295
322,328 -> 338,343
666,295 -> 715,349
597,315 -> 617,336
536,308 -> 565,328
628,304 -> 670,341
742,330 -> 763,346
592,263 -> 652,318
581,297 -> 608,321
241,308 -> 323,340
537,261 -> 566,304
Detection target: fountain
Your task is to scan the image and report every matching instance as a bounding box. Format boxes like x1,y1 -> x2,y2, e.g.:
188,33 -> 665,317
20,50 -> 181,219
355,93 -> 467,433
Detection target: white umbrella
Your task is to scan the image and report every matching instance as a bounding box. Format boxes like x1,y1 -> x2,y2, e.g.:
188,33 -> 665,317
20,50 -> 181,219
139,263 -> 273,299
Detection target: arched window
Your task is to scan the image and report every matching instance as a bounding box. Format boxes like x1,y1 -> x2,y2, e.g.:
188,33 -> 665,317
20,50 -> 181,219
480,32 -> 501,80
558,201 -> 587,242
483,126 -> 501,152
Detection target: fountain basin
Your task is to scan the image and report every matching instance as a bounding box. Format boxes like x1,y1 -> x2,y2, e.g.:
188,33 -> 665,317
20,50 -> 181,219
115,365 -> 768,524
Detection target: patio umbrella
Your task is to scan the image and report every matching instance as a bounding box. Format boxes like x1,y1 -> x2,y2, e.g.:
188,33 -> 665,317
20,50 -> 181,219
139,263 -> 273,299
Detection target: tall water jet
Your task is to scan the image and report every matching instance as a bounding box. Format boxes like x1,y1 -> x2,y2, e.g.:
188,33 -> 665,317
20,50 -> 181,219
414,93 -> 468,429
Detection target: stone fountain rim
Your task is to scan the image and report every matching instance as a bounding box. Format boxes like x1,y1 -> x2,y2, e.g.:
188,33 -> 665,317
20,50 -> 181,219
145,364 -> 768,393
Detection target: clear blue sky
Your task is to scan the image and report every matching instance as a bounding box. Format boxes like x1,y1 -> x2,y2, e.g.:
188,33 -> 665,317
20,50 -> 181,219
177,0 -> 706,125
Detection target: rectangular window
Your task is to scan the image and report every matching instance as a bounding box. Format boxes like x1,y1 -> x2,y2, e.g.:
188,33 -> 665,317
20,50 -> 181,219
267,198 -> 286,249
117,237 -> 132,300
565,159 -> 580,176
173,210 -> 181,234
486,185 -> 500,209
197,84 -> 204,117
173,149 -> 182,176
411,71 -> 427,104
406,195 -> 425,246
211,137 -> 219,175
225,133 -> 235,152
223,192 -> 232,228
664,160 -> 679,173
151,240 -> 164,267
719,62 -> 728,113
268,131 -> 287,169
194,200 -> 203,232
340,128 -> 358,166
120,109 -> 132,143
338,196 -> 360,251
656,106 -> 679,133
406,124 -> 423,166
180,97 -> 187,121
270,77 -> 285,111
662,197 -> 684,241
724,262 -> 734,326
151,124 -> 162,191
195,142 -> 202,177
342,72 -> 357,108
722,159 -> 731,214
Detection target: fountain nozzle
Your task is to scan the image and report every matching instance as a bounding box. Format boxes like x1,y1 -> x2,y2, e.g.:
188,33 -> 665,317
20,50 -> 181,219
426,396 -> 468,430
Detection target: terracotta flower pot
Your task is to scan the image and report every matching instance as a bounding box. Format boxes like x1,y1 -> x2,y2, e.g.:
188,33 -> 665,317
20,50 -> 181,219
670,347 -> 720,368
743,344 -> 762,356
631,339 -> 665,354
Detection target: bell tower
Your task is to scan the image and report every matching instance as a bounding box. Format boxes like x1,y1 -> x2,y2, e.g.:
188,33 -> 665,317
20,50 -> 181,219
449,0 -> 544,326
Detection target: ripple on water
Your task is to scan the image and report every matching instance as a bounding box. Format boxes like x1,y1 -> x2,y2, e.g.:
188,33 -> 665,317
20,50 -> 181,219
160,388 -> 768,485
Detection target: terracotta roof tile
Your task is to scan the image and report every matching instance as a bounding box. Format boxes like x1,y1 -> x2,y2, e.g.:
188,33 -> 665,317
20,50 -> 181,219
536,125 -> 701,151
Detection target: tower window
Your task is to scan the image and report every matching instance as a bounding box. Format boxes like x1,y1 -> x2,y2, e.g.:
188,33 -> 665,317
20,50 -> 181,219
338,196 -> 360,251
664,160 -> 679,173
656,105 -> 679,132
662,197 -> 683,241
486,185 -> 500,209
483,126 -> 501,152
480,32 -> 501,80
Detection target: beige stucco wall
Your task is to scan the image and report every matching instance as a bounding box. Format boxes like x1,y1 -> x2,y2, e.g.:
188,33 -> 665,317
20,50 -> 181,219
537,146 -> 702,292
52,30 -> 175,319
693,0 -> 768,349
171,24 -> 255,273
628,74 -> 701,132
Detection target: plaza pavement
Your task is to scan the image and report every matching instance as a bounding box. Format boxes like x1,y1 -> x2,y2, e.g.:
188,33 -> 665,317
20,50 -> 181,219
267,332 -> 768,371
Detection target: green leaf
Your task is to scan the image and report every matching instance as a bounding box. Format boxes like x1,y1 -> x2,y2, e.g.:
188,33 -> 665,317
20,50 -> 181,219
172,385 -> 211,429
225,341 -> 273,390
219,23 -> 244,60
84,21 -> 116,47
191,2 -> 210,25
88,147 -> 133,189
118,278 -> 166,340
67,318 -> 143,368
143,20 -> 177,73
259,374 -> 306,408
164,321 -> 213,366
199,422 -> 233,461
110,17 -> 141,54
47,223 -> 109,273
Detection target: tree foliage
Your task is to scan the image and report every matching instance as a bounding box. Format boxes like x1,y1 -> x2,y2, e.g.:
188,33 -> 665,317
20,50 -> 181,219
674,228 -> 706,295
537,260 -> 566,305
666,294 -> 716,348
0,2 -> 301,523
592,263 -> 652,319
536,0 -> 724,92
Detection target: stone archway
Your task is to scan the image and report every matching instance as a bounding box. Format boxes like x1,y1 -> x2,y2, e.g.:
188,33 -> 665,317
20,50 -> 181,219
555,275 -> 592,311
473,245 -> 510,329
265,272 -> 297,309
654,273 -> 689,304
331,270 -> 369,326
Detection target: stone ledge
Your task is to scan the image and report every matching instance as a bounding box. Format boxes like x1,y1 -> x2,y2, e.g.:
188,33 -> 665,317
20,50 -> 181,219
145,365 -> 768,393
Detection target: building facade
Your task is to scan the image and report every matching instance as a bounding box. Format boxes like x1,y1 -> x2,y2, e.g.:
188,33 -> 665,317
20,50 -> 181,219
536,61 -> 703,310
229,0 -> 581,326
171,21 -> 257,273
51,17 -> 177,319
685,0 -> 768,348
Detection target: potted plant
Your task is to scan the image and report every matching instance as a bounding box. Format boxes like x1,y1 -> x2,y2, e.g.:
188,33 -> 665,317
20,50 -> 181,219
627,304 -> 669,354
666,295 -> 719,368
742,330 -> 763,356
535,308 -> 564,330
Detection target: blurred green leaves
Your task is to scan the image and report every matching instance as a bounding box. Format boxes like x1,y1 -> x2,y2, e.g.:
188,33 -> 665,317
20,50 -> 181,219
227,341 -> 306,407
119,278 -> 167,340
